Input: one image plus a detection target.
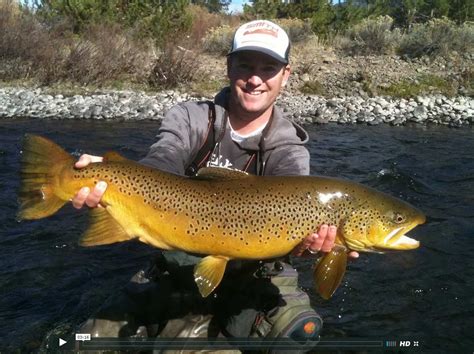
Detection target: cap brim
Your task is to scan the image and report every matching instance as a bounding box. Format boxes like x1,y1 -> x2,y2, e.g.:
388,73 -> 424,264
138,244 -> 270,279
228,46 -> 288,64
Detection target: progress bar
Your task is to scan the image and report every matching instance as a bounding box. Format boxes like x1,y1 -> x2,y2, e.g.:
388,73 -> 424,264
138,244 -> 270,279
78,338 -> 385,350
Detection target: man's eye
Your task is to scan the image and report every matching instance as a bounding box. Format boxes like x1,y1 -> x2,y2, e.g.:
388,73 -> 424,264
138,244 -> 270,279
238,63 -> 251,70
263,66 -> 278,71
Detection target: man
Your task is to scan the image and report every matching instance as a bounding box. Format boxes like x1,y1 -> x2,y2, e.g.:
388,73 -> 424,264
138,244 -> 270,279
73,20 -> 357,348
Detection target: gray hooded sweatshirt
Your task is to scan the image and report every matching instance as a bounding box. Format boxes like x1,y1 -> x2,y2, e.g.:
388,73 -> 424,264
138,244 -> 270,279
141,87 -> 310,176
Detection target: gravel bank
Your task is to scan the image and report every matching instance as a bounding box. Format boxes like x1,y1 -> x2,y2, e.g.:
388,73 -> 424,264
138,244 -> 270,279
0,87 -> 472,126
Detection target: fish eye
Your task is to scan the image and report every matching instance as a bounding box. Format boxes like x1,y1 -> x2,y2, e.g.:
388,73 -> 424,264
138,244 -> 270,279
394,213 -> 406,224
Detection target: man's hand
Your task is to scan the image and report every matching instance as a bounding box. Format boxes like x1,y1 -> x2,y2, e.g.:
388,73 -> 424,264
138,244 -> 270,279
71,154 -> 107,209
292,224 -> 359,259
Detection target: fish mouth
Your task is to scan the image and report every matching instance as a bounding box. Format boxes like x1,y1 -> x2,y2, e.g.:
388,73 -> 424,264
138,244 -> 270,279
375,216 -> 425,251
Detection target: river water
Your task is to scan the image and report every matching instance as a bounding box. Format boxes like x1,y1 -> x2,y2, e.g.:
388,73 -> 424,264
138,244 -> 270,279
0,119 -> 472,352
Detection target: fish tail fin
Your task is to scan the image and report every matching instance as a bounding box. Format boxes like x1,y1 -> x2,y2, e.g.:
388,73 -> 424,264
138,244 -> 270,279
314,247 -> 348,300
18,134 -> 73,220
194,255 -> 229,297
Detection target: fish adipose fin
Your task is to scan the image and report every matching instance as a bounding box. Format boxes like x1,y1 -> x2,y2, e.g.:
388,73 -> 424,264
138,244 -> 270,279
194,167 -> 249,180
18,134 -> 73,220
194,255 -> 229,297
80,208 -> 131,246
314,246 -> 348,300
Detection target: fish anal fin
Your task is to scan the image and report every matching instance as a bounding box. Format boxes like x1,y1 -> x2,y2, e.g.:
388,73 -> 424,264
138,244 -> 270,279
103,151 -> 127,163
194,255 -> 229,297
80,208 -> 131,246
314,247 -> 348,300
194,167 -> 249,181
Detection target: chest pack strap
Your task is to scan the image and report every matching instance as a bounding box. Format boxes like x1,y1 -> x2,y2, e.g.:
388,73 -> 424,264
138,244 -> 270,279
184,101 -> 263,176
185,101 -> 217,177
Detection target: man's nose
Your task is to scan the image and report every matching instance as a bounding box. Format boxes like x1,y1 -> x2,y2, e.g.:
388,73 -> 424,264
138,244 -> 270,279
247,73 -> 263,86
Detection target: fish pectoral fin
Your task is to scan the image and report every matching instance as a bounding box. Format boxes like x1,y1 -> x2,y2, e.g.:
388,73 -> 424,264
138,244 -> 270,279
314,247 -> 348,300
80,208 -> 131,246
103,151 -> 127,163
194,167 -> 249,180
194,255 -> 229,297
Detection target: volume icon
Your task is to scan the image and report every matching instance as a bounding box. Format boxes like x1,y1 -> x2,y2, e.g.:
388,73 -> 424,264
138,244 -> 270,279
385,341 -> 397,347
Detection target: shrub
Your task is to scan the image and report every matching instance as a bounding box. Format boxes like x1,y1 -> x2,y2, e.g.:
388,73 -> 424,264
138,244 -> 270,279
148,45 -> 202,89
456,22 -> 474,54
398,18 -> 474,58
460,66 -> 473,96
1,1 -> 39,61
0,0 -> 153,86
275,18 -> 313,43
186,4 -> 224,48
34,0 -> 194,47
202,24 -> 234,55
341,15 -> 400,55
0,0 -> 58,80
48,24 -> 152,85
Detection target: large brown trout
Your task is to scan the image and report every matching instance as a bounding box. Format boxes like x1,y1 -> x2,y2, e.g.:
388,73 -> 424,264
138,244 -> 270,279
19,135 -> 425,299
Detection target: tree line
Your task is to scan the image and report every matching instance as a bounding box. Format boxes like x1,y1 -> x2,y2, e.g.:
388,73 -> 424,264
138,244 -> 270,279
25,0 -> 231,44
20,0 -> 473,44
244,0 -> 473,33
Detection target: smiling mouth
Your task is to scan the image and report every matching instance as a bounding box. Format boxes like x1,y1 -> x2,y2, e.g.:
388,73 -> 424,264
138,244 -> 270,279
244,90 -> 264,96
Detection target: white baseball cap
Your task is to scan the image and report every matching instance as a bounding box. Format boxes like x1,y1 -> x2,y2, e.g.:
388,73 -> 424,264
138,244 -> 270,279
228,20 -> 290,64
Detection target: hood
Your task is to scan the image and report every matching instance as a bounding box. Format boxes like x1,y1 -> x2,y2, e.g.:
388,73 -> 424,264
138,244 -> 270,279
214,87 -> 308,152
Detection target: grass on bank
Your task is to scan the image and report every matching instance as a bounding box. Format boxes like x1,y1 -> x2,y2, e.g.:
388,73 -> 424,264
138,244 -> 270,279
378,74 -> 459,98
300,81 -> 327,96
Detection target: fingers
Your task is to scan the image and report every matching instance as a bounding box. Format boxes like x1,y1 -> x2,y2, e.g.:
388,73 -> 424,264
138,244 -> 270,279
348,251 -> 359,259
320,225 -> 337,253
292,224 -> 360,261
307,224 -> 336,253
292,224 -> 336,257
71,181 -> 107,209
72,154 -> 106,209
75,154 -> 103,169
291,233 -> 317,257
86,181 -> 107,207
72,187 -> 90,209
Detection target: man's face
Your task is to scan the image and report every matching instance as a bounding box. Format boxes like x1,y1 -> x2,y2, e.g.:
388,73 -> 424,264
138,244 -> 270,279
227,51 -> 290,119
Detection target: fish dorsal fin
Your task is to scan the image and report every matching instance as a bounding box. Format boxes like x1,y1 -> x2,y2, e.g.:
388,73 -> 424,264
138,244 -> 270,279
103,151 -> 127,163
80,208 -> 132,246
194,167 -> 249,181
313,246 -> 347,300
194,255 -> 230,297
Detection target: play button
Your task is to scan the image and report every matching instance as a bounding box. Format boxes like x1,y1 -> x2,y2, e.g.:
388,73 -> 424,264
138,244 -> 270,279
59,338 -> 67,347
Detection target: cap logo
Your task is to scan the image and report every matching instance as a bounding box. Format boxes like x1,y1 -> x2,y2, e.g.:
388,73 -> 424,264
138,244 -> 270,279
243,28 -> 278,38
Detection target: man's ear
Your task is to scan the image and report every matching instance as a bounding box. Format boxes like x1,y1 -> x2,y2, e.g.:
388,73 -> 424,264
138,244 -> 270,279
282,64 -> 291,87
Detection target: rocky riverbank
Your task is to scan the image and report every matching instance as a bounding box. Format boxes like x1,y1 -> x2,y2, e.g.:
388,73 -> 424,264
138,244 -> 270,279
0,86 -> 472,126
